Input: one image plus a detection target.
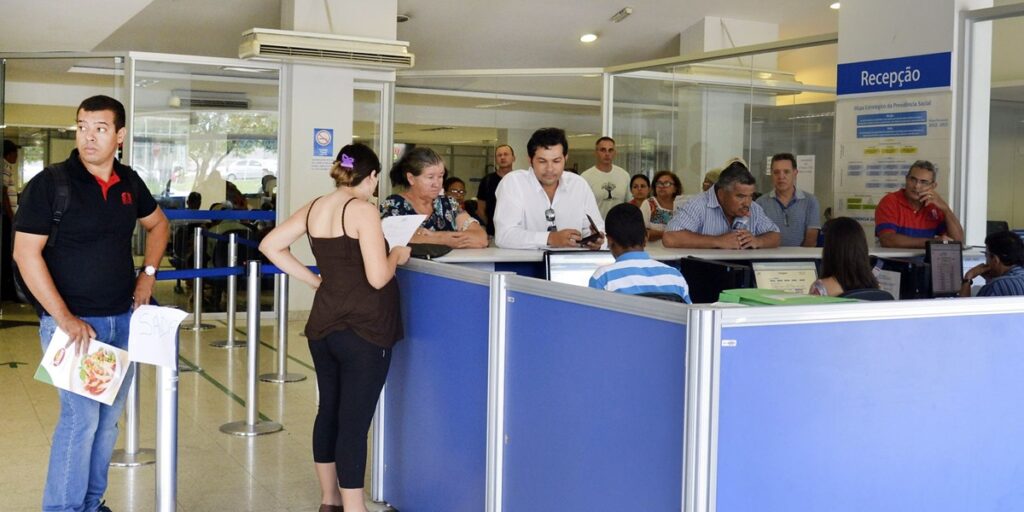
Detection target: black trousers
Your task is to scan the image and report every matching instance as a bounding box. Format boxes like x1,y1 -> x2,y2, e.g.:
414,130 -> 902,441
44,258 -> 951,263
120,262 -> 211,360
309,329 -> 392,489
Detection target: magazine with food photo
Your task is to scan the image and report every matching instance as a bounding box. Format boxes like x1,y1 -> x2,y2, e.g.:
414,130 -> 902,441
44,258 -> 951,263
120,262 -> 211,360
34,329 -> 129,406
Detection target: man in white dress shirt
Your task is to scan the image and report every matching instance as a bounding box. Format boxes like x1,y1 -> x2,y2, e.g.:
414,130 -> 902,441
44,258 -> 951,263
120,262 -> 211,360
581,136 -> 631,218
493,128 -> 605,250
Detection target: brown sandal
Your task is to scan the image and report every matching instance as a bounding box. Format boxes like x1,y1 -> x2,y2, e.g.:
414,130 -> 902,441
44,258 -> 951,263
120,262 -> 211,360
318,505 -> 343,512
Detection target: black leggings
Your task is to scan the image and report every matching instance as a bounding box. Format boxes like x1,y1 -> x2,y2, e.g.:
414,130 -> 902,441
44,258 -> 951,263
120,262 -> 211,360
309,329 -> 392,489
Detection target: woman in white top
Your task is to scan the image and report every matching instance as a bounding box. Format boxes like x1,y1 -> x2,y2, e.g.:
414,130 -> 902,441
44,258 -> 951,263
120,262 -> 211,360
641,170 -> 682,242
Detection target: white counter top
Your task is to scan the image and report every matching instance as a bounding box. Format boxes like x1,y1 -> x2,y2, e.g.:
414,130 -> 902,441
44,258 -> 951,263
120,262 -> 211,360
433,241 -> 928,264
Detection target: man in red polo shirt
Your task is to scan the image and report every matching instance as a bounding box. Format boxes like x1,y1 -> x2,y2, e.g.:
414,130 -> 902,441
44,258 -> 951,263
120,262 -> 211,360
874,160 -> 964,248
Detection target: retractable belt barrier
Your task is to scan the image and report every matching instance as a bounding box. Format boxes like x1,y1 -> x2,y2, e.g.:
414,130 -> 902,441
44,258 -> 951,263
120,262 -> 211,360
219,261 -> 284,436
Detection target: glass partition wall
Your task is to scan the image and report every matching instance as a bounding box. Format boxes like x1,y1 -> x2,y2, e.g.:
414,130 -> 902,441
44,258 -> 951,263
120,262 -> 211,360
393,43 -> 838,219
394,71 -> 603,195
612,43 -> 838,212
970,6 -> 1024,234
0,53 -> 285,314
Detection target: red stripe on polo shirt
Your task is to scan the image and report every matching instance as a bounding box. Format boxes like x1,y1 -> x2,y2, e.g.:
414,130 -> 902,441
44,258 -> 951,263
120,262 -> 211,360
93,172 -> 121,200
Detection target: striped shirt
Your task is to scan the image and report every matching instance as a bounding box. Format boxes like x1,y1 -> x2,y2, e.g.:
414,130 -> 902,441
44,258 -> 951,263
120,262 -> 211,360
665,187 -> 779,236
589,251 -> 692,303
978,266 -> 1024,297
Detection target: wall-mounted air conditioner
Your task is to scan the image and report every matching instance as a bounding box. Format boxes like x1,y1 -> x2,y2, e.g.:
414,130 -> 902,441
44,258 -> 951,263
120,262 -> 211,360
239,28 -> 414,69
169,89 -> 250,109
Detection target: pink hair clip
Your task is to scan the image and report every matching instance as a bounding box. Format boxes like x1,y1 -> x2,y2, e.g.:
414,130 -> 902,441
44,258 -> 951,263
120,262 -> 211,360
340,154 -> 355,169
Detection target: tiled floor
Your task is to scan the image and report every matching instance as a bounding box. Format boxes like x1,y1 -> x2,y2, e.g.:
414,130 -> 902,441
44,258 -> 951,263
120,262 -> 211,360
0,299 -> 392,512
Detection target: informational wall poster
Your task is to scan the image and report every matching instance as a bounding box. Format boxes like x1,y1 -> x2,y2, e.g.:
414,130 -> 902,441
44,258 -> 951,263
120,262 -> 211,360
312,128 -> 335,173
834,91 -> 951,230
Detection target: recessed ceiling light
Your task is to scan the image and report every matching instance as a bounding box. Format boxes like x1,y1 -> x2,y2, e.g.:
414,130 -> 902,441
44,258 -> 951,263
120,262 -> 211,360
397,14 -> 410,23
580,33 -> 598,43
830,2 -> 840,9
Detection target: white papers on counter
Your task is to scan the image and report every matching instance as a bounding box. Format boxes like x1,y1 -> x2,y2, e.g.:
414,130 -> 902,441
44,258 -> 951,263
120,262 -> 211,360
382,214 -> 427,248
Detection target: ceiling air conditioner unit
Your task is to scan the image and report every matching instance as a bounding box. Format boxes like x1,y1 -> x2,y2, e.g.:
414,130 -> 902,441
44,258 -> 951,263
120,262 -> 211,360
169,89 -> 250,110
239,28 -> 414,69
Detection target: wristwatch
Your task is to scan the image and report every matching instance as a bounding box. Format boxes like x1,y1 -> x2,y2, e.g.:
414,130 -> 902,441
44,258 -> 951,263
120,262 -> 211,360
142,265 -> 157,277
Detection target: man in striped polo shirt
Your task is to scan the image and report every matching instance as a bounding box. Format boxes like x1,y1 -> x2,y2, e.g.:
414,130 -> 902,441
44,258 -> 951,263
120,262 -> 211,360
960,230 -> 1024,297
662,161 -> 780,249
589,203 -> 691,303
874,160 -> 964,248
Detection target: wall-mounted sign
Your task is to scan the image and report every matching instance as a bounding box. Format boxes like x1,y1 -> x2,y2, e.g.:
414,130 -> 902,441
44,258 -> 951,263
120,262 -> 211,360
837,52 -> 951,96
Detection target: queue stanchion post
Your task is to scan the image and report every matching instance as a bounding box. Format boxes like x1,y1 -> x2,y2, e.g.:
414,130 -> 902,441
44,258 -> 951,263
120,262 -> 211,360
220,260 -> 283,436
155,344 -> 179,512
260,273 -> 306,383
183,226 -> 214,331
211,233 -> 245,349
109,363 -> 156,467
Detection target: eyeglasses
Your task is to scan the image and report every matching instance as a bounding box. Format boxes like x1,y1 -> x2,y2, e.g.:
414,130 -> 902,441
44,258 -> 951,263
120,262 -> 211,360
655,181 -> 674,188
907,176 -> 934,187
448,189 -> 466,196
545,208 -> 556,232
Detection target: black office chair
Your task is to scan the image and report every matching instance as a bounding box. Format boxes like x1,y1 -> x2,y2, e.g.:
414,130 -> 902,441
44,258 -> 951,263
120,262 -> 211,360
637,291 -> 686,303
839,288 -> 895,301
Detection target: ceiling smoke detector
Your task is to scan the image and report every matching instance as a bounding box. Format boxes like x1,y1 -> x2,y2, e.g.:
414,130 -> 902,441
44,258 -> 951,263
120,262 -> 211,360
610,7 -> 633,23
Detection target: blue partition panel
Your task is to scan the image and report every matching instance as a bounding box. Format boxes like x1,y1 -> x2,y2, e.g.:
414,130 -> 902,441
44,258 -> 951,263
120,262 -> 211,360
502,291 -> 687,510
716,313 -> 1024,511
383,269 -> 491,511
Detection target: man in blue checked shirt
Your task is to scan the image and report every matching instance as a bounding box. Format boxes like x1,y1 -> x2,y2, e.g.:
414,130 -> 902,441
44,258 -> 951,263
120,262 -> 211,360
663,161 -> 781,249
960,230 -> 1024,297
589,203 -> 691,303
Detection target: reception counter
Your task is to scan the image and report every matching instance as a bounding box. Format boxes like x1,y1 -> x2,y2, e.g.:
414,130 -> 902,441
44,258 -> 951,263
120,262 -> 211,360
434,241 -> 926,265
373,259 -> 1024,512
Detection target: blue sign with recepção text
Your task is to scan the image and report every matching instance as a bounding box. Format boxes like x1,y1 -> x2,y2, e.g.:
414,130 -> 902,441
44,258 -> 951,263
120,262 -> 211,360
837,52 -> 951,95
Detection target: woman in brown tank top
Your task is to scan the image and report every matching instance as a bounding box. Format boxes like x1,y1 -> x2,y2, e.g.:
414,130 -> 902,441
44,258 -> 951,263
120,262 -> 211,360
259,143 -> 410,512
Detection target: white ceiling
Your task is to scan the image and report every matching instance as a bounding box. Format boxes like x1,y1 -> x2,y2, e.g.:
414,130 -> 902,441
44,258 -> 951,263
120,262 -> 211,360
0,0 -> 840,70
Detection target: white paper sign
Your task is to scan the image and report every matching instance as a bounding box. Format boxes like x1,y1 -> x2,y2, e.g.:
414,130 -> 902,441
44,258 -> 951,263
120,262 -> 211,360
382,214 -> 427,248
35,330 -> 130,405
128,305 -> 188,368
876,269 -> 902,301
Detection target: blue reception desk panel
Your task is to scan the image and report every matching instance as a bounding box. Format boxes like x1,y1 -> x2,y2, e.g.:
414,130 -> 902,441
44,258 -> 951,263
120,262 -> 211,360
716,313 -> 1024,511
502,291 -> 687,510
386,270 -> 491,511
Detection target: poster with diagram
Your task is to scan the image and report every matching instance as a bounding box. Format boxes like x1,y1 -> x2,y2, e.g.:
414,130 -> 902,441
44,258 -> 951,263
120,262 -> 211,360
834,91 -> 951,234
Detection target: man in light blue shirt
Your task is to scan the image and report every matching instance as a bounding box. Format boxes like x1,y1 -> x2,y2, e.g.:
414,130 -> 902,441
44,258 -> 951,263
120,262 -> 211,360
663,161 -> 780,249
590,203 -> 691,303
755,152 -> 820,247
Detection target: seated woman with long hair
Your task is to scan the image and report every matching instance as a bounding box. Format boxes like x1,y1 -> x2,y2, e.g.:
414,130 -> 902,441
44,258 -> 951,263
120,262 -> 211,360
380,147 -> 488,248
810,216 -> 879,296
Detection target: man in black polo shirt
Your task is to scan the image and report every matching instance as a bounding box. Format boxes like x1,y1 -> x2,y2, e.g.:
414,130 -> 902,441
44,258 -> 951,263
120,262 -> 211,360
14,95 -> 169,512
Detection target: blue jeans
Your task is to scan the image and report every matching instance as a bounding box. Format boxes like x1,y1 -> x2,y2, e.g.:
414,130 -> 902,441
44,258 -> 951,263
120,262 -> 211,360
40,311 -> 135,512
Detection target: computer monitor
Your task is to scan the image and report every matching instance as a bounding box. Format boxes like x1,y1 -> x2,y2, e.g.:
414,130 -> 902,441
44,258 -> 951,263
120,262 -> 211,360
679,257 -> 753,304
874,257 -> 930,300
925,241 -> 963,298
544,250 -> 615,288
751,261 -> 819,294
